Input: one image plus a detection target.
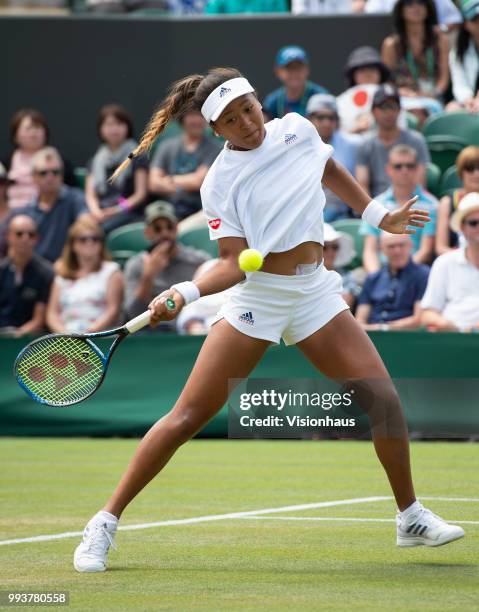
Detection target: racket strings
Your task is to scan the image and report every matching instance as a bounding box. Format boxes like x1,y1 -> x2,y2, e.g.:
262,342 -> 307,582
15,336 -> 104,405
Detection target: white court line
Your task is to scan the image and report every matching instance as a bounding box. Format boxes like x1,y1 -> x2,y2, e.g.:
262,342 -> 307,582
0,496 -> 391,546
0,495 -> 477,547
240,517 -> 479,525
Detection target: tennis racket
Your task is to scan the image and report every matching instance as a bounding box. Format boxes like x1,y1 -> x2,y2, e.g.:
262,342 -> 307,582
13,299 -> 175,407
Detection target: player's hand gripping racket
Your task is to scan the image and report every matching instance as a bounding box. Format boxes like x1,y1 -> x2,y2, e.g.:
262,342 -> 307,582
13,299 -> 175,407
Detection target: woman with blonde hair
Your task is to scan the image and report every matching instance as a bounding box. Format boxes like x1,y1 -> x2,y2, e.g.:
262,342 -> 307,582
46,217 -> 123,333
436,146 -> 479,254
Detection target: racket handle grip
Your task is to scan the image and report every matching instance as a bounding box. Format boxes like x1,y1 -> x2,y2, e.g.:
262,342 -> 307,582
125,311 -> 151,334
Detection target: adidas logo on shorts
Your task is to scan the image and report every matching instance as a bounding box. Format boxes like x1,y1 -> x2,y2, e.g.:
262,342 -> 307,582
219,87 -> 232,97
238,311 -> 254,325
284,133 -> 298,145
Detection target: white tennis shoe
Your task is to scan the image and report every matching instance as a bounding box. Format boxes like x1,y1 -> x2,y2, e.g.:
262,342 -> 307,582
74,515 -> 117,572
396,505 -> 464,547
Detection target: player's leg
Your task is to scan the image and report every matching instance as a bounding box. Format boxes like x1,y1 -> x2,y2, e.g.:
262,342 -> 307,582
296,309 -> 464,546
74,320 -> 270,572
103,319 -> 270,518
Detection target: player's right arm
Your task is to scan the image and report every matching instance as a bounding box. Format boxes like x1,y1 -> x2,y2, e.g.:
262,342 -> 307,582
148,236 -> 247,325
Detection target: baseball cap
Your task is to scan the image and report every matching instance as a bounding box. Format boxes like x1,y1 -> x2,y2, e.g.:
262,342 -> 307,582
306,94 -> 338,116
145,201 -> 177,225
276,46 -> 309,67
372,84 -> 401,108
461,0 -> 479,20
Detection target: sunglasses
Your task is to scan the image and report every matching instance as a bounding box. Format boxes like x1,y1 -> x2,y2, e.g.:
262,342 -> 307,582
152,221 -> 174,232
74,235 -> 102,243
14,230 -> 36,238
391,163 -> 417,170
463,163 -> 479,173
35,168 -> 62,177
376,102 -> 400,111
324,243 -> 339,251
464,219 -> 479,227
312,114 -> 337,122
402,0 -> 426,5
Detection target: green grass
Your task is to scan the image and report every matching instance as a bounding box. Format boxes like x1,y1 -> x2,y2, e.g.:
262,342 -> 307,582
0,439 -> 477,611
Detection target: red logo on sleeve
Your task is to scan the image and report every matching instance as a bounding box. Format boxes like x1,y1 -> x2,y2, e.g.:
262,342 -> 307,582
208,218 -> 221,230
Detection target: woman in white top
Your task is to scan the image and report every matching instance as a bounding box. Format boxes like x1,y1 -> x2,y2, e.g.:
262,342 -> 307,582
74,68 -> 464,573
448,3 -> 479,112
46,217 -> 123,334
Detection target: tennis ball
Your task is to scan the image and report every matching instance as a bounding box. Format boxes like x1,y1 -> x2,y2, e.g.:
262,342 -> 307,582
238,248 -> 263,272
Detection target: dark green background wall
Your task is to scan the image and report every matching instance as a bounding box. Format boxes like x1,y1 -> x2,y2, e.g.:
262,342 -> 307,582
2,14 -> 392,165
2,332 -> 478,437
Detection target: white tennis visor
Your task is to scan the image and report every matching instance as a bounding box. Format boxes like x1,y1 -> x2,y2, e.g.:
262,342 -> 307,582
201,77 -> 255,123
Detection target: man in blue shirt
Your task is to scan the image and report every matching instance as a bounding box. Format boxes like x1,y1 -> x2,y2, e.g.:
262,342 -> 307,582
306,93 -> 360,222
18,147 -> 88,262
355,233 -> 429,330
0,214 -> 54,336
263,46 -> 329,120
360,144 -> 437,273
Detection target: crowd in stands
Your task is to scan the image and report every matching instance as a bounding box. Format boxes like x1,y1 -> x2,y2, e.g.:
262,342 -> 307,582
2,0 -> 479,337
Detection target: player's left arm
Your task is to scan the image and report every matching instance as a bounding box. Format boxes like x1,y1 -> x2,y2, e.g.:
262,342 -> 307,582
322,158 -> 430,234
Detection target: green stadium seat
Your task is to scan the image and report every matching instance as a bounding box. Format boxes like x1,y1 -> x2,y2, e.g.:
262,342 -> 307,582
426,162 -> 441,196
331,218 -> 364,270
178,227 -> 218,258
422,112 -> 479,173
74,166 -> 87,190
440,165 -> 463,197
106,222 -> 148,267
423,111 -> 479,146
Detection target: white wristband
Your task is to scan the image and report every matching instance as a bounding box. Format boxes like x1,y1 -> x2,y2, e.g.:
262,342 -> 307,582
362,199 -> 389,228
171,281 -> 200,305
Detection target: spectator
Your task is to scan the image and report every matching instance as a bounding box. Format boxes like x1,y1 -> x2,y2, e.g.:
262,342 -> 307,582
355,84 -> 430,197
204,0 -> 287,12
176,259 -> 229,335
361,144 -> 437,273
365,0 -> 462,32
421,191 -> 479,331
0,163 -> 13,259
4,108 -> 75,209
124,201 -> 210,331
306,94 -> 359,222
322,223 -> 361,308
18,147 -> 88,263
46,218 -> 123,333
356,232 -> 429,330
149,109 -> 221,221
337,46 -> 391,135
436,146 -> 479,254
0,214 -> 53,337
381,0 -> 450,121
292,0 -> 362,13
85,104 -> 148,233
263,46 -> 329,120
448,1 -> 479,112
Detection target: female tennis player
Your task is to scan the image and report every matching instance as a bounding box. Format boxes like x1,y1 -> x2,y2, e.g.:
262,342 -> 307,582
74,68 -> 464,572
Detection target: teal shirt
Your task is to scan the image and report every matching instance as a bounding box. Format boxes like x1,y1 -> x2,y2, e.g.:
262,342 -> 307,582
360,185 -> 437,254
205,0 -> 287,12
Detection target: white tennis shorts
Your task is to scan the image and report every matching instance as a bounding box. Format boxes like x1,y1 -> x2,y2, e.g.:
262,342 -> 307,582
213,262 -> 349,345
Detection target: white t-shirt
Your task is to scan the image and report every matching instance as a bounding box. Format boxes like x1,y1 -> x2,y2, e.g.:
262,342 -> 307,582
421,248 -> 479,329
200,113 -> 333,258
56,261 -> 120,333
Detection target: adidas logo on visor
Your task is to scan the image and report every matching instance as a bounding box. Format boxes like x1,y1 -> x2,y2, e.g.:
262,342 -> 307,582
284,133 -> 298,145
238,311 -> 254,325
219,87 -> 232,98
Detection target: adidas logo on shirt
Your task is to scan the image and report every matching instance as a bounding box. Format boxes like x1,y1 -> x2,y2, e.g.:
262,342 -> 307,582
219,87 -> 232,97
284,133 -> 298,145
238,311 -> 254,325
